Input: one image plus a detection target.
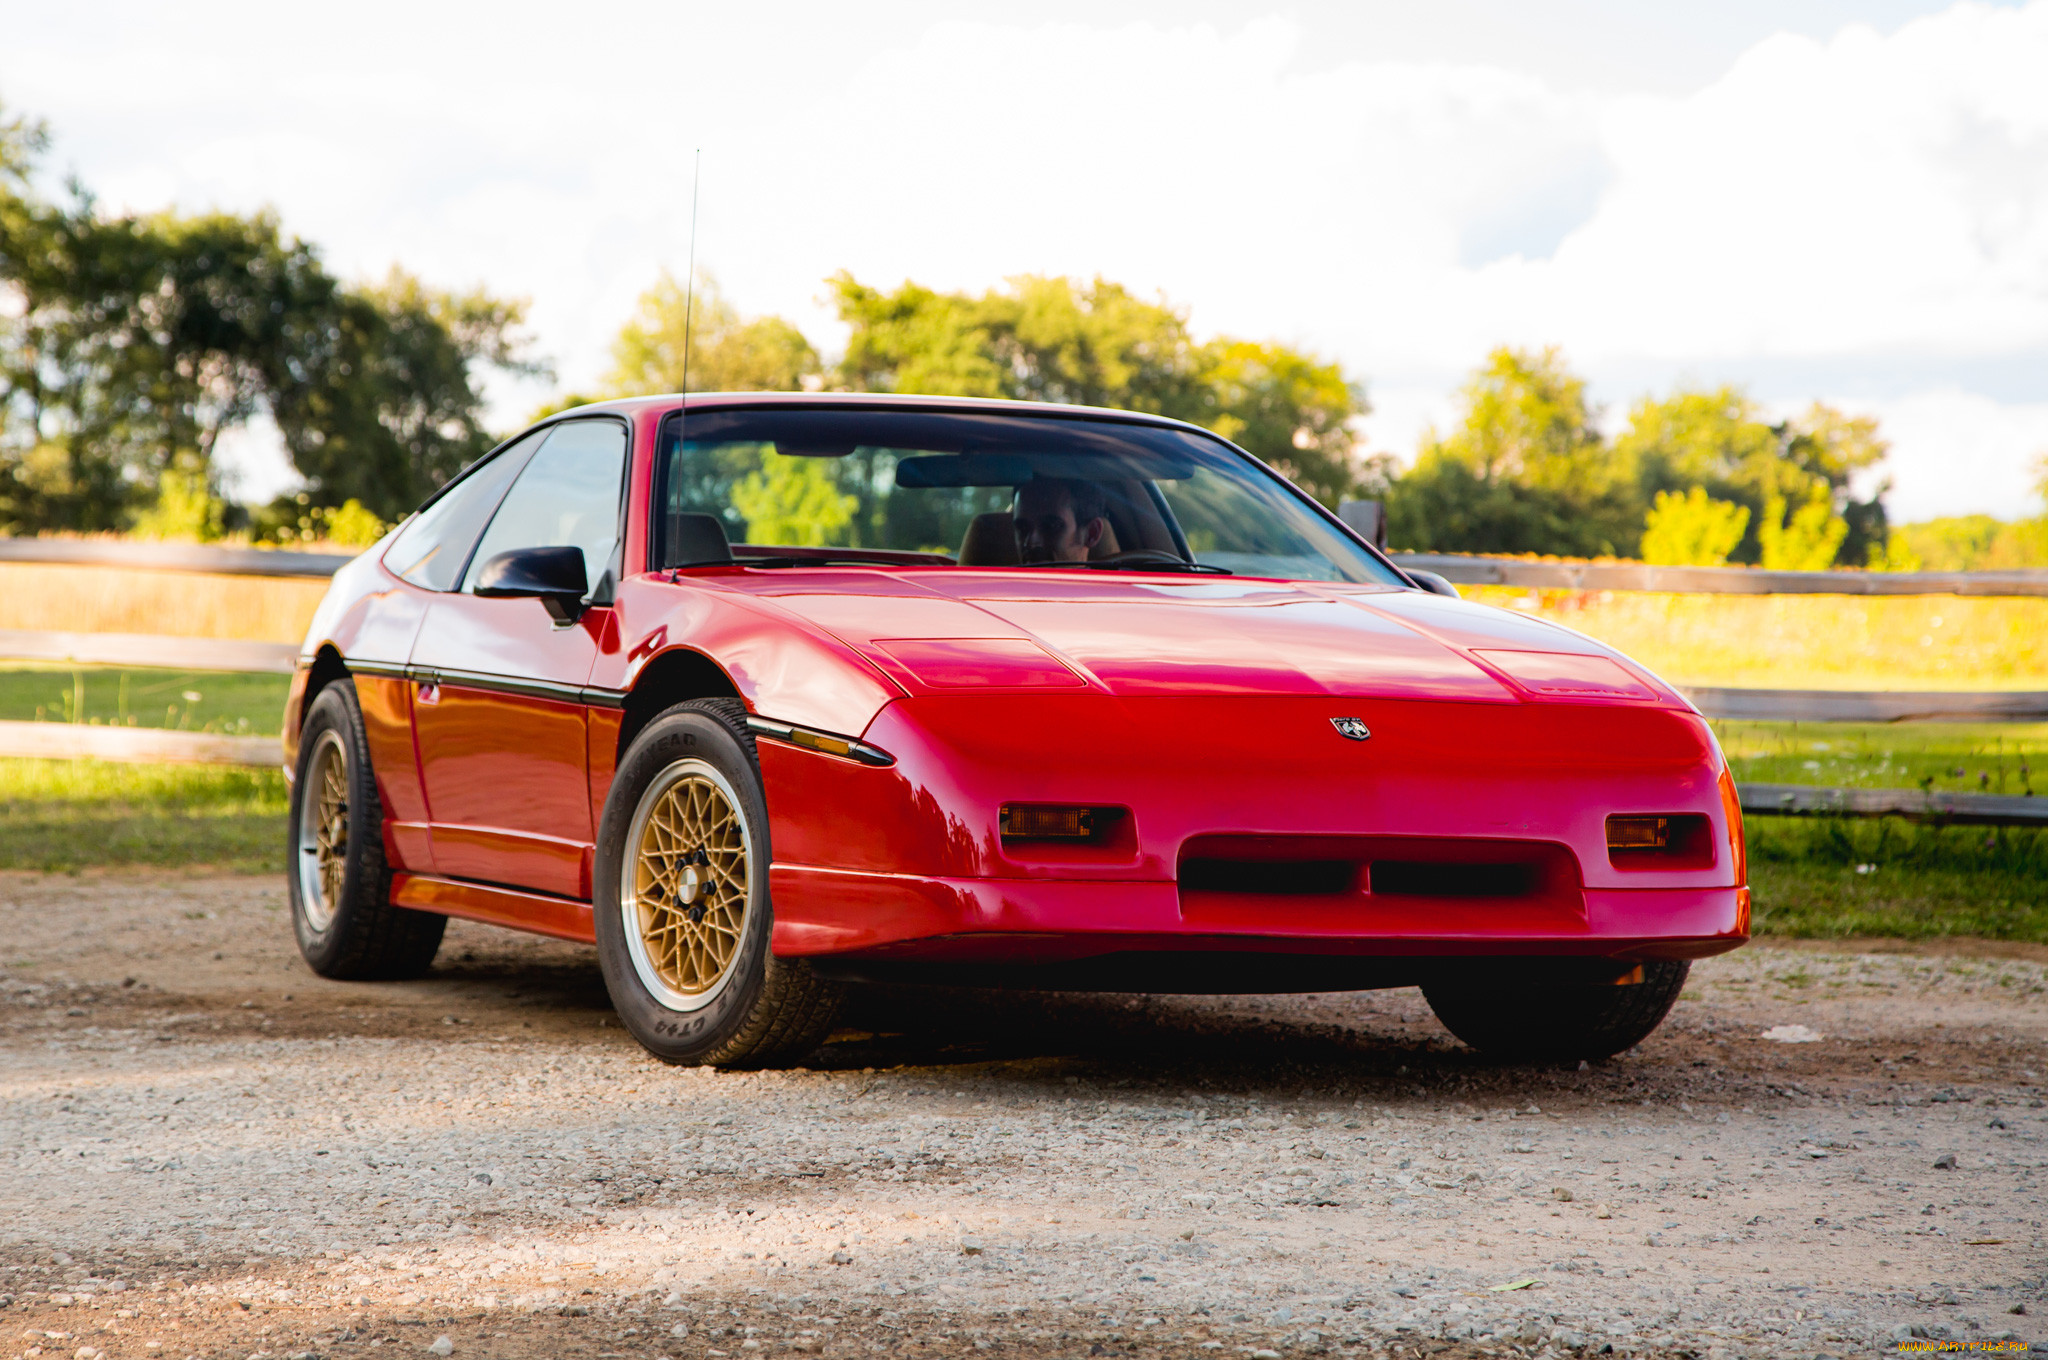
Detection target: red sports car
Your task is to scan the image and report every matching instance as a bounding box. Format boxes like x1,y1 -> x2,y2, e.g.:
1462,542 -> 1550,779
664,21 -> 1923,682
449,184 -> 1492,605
283,394 -> 1747,1067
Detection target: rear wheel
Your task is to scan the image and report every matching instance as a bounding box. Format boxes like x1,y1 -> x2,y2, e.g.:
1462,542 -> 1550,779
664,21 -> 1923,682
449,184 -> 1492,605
288,681 -> 446,979
593,699 -> 842,1067
1422,960 -> 1689,1061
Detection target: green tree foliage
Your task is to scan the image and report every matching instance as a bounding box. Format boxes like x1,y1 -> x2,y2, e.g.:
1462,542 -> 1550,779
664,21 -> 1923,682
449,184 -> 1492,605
608,271 -> 819,396
1388,346 -> 1638,555
1757,487 -> 1849,570
830,272 -> 1371,506
1386,345 -> 1902,564
0,104 -> 47,191
0,100 -> 535,532
1640,486 -> 1750,565
730,453 -> 857,546
1,187 -> 336,529
270,269 -> 541,520
1614,386 -> 1889,566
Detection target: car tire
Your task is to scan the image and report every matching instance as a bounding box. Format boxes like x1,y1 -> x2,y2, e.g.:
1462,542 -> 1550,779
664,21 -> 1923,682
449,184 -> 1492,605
593,698 -> 843,1067
288,680 -> 447,979
1421,960 -> 1690,1061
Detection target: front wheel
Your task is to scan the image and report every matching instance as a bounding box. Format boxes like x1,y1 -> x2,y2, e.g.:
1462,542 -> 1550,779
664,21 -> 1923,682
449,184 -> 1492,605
287,681 -> 445,979
1422,960 -> 1690,1061
592,700 -> 842,1067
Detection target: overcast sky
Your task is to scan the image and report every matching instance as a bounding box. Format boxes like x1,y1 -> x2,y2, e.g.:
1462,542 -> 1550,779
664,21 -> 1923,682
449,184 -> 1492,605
5,0 -> 2046,521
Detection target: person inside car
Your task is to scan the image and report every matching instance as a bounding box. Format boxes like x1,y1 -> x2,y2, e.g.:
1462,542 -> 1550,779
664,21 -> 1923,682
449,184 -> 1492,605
1014,477 -> 1109,564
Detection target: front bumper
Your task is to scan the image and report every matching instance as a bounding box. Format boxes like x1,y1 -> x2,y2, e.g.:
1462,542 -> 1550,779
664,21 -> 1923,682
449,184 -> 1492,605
769,864 -> 1748,981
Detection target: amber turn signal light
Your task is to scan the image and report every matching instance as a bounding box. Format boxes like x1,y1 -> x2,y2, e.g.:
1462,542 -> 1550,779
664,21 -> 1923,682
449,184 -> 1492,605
1606,815 -> 1671,850
1001,805 -> 1111,840
1606,812 -> 1715,869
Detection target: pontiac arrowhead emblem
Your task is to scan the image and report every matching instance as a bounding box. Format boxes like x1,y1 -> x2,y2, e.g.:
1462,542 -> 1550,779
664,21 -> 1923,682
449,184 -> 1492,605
1330,716 -> 1371,741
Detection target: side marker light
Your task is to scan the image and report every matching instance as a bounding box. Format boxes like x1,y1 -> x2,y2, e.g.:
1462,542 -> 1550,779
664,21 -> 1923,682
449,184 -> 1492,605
1001,805 -> 1115,841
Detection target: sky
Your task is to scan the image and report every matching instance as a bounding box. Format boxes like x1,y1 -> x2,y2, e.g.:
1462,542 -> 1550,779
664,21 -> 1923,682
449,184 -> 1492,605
4,0 -> 2046,522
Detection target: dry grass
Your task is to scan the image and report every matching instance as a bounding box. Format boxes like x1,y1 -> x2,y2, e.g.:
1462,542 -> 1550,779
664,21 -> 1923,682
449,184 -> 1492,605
1465,586 -> 2048,690
0,563 -> 329,642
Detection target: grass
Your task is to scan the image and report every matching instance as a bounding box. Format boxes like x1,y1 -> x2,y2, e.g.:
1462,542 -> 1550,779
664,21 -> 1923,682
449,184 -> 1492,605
0,665 -> 290,735
1748,818 -> 2047,943
0,758 -> 287,873
1715,719 -> 2048,944
1713,719 -> 2046,795
1465,586 -> 2048,690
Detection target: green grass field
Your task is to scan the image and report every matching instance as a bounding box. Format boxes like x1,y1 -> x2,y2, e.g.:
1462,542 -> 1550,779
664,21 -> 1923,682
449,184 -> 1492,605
1713,720 -> 2047,943
0,664 -> 290,735
1713,719 -> 2046,795
1747,817 -> 2045,942
0,759 -> 288,873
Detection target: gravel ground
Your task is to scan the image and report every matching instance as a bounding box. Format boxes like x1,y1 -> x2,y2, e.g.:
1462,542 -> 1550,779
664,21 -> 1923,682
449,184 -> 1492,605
2,870 -> 2045,1360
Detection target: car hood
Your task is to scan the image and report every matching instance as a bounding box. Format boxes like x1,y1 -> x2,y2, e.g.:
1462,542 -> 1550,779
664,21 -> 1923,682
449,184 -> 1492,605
721,570 -> 1675,704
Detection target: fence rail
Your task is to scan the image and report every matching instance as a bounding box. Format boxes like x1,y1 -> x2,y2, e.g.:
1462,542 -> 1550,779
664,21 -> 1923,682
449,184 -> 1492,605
0,538 -> 353,578
0,719 -> 276,766
1388,553 -> 2048,597
0,629 -> 300,673
1677,686 -> 2048,723
1739,781 -> 2046,826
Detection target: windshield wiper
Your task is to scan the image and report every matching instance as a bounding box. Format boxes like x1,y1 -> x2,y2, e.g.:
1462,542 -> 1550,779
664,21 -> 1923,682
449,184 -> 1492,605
1015,557 -> 1233,575
743,555 -> 897,569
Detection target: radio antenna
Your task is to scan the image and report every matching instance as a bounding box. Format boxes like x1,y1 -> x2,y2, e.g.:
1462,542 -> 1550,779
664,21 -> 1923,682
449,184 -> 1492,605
680,148 -> 702,405
664,149 -> 702,577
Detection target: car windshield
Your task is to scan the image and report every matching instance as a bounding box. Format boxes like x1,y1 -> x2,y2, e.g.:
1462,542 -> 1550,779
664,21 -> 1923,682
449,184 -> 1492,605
652,407 -> 1402,585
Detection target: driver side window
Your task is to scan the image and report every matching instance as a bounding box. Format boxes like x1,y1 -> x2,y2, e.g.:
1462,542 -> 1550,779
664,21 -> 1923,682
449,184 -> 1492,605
461,418 -> 630,597
384,430 -> 543,592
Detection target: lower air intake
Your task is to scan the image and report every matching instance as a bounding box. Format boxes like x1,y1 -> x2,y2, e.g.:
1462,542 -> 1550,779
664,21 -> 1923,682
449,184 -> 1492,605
1368,860 -> 1536,898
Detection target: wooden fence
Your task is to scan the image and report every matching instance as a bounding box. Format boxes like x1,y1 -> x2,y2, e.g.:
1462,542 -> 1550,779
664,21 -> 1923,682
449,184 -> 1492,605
0,541 -> 2041,825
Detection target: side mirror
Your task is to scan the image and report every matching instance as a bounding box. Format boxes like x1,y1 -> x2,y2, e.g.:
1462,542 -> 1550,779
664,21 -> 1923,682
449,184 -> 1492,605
1406,569 -> 1460,599
473,546 -> 589,623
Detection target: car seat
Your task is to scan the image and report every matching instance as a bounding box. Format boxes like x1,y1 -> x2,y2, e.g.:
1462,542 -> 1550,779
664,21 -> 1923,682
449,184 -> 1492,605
958,512 -> 1020,566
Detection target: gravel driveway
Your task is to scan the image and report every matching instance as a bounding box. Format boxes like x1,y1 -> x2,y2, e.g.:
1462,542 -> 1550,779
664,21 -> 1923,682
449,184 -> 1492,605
2,871 -> 2044,1360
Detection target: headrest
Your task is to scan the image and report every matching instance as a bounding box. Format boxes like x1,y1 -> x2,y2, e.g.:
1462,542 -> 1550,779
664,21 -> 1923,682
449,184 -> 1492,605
668,512 -> 734,567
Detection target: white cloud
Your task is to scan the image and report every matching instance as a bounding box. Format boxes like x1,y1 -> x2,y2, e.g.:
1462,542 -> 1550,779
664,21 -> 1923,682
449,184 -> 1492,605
4,1 -> 2046,519
1826,388 -> 2048,521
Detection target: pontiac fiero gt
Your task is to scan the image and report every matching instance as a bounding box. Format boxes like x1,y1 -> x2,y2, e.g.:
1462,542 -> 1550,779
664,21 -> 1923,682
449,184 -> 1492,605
283,395 -> 1747,1066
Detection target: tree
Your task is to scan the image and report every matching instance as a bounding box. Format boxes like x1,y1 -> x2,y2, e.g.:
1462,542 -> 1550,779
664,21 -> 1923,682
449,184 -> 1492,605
1,100 -> 538,532
1756,488 -> 1848,570
1641,487 -> 1750,566
1388,346 -> 1640,556
1196,339 -> 1368,507
1614,386 -> 1887,567
830,272 -> 1372,505
608,271 -> 818,396
272,269 -> 542,520
730,454 -> 857,545
2,199 -> 327,531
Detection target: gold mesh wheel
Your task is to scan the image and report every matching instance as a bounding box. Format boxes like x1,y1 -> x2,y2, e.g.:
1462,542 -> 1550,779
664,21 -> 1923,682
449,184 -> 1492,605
621,759 -> 753,1011
295,729 -> 349,933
